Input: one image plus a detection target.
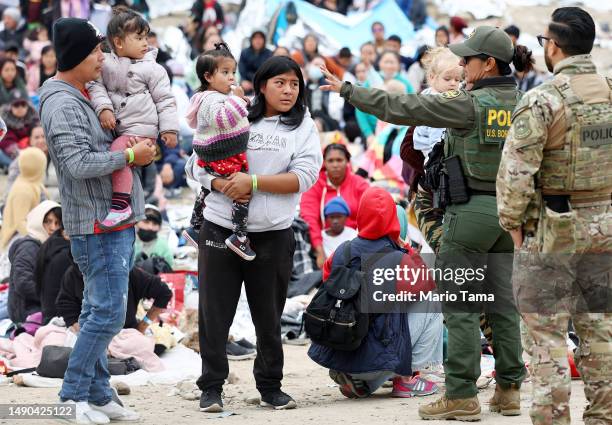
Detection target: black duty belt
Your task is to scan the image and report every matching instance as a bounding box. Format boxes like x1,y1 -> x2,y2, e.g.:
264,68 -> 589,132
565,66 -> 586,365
470,190 -> 496,197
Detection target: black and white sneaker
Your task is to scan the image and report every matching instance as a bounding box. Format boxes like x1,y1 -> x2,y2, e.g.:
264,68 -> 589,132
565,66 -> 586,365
199,388 -> 223,413
182,226 -> 199,249
226,340 -> 256,360
235,338 -> 256,350
260,390 -> 297,410
225,234 -> 256,261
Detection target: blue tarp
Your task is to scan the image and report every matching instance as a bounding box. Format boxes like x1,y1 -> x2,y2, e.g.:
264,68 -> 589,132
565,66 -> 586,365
270,0 -> 416,54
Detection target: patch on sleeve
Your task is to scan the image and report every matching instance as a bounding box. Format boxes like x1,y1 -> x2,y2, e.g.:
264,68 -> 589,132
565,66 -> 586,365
513,116 -> 532,139
441,89 -> 461,100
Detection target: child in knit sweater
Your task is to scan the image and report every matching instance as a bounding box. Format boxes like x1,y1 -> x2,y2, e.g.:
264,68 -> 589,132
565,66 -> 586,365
89,7 -> 178,230
185,43 -> 254,260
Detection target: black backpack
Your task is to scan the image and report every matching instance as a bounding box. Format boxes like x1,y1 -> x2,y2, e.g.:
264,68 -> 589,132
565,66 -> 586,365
304,241 -> 385,351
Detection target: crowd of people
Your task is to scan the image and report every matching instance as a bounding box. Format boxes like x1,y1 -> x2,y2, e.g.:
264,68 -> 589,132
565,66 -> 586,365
0,1 -> 609,425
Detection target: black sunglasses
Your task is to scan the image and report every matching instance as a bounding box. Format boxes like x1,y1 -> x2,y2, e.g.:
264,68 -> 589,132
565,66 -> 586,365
537,35 -> 559,47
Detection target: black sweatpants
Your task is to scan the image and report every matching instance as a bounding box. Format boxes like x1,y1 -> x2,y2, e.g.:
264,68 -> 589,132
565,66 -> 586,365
196,220 -> 296,394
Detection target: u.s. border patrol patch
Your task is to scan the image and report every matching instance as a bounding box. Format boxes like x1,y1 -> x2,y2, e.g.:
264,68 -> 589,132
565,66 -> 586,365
441,89 -> 461,99
514,116 -> 531,139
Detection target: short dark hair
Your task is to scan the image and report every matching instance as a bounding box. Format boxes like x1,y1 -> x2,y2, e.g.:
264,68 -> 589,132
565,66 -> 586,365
195,42 -> 236,92
339,47 -> 352,58
107,6 -> 150,51
548,7 -> 595,56
504,25 -> 520,39
387,35 -> 402,44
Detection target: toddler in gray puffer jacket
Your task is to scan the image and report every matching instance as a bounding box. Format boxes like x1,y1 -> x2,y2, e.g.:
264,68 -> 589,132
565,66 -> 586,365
88,6 -> 178,230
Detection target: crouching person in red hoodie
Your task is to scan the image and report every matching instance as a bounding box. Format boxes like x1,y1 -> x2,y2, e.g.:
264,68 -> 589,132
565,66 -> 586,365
307,187 -> 438,398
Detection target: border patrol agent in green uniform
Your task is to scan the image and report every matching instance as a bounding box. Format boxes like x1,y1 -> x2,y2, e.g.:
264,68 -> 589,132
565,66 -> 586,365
321,26 -> 528,421
497,7 -> 612,425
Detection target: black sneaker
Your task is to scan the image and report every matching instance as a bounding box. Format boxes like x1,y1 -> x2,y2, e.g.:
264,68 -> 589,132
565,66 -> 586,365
226,340 -> 256,361
200,388 -> 223,413
225,234 -> 256,261
235,338 -> 256,350
182,226 -> 199,249
260,390 -> 297,410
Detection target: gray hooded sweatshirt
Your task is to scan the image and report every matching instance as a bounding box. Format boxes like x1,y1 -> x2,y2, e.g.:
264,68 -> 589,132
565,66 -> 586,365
39,79 -> 144,236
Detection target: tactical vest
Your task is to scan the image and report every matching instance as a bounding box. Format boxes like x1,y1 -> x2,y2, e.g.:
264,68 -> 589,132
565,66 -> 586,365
445,86 -> 521,192
539,78 -> 612,193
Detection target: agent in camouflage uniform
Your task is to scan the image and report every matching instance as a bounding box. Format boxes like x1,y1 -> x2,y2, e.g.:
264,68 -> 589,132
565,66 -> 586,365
321,26 -> 530,421
497,7 -> 611,425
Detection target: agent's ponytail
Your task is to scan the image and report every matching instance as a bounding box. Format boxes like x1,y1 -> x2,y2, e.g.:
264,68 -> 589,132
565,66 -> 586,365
512,44 -> 534,73
495,44 -> 534,76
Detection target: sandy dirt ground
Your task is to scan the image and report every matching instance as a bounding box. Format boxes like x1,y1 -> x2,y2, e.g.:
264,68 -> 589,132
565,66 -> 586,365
0,344 -> 590,425
0,3 -> 602,425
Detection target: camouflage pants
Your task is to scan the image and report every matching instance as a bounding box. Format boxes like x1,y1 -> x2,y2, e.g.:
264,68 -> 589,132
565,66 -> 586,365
522,312 -> 611,425
514,203 -> 612,425
414,188 -> 443,253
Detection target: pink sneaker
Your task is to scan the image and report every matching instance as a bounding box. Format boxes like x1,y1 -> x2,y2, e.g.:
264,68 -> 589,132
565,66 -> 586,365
392,376 -> 439,398
99,206 -> 134,230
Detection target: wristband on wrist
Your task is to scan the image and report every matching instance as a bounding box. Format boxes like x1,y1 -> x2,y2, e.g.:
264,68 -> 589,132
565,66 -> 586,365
142,315 -> 153,325
251,174 -> 258,192
126,148 -> 135,164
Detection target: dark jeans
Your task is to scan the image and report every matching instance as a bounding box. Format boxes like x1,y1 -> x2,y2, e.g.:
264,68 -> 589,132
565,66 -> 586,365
196,220 -> 295,394
162,158 -> 187,189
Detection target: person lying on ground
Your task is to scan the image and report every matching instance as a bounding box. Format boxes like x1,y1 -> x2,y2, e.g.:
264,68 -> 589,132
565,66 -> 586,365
56,262 -> 172,335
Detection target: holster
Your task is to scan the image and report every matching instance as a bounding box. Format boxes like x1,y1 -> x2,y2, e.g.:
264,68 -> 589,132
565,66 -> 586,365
445,155 -> 469,205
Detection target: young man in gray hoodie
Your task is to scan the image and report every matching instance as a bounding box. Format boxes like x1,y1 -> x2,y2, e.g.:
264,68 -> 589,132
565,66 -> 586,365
39,18 -> 156,424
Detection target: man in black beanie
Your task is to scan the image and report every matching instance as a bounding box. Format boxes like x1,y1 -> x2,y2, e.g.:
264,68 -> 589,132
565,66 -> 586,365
38,18 -> 157,425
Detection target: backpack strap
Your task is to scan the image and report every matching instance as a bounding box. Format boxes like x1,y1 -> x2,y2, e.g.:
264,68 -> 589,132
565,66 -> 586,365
337,239 -> 400,272
360,245 -> 398,274
342,241 -> 353,267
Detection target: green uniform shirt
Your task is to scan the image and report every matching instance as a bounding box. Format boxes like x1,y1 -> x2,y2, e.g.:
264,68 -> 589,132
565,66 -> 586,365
340,77 -> 517,131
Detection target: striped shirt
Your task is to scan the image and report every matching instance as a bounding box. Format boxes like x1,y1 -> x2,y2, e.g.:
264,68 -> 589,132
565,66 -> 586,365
38,79 -> 145,236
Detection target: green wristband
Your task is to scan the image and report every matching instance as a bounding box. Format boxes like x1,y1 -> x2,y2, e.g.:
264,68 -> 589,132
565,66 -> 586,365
251,174 -> 258,192
126,148 -> 135,164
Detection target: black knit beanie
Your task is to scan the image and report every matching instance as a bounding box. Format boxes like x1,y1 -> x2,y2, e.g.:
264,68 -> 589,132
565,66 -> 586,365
53,18 -> 105,72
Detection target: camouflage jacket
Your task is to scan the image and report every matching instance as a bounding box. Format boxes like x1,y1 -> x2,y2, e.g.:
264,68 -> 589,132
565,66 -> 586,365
496,55 -> 607,231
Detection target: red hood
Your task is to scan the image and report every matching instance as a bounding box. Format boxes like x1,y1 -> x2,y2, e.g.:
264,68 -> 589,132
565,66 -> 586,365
357,187 -> 400,241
